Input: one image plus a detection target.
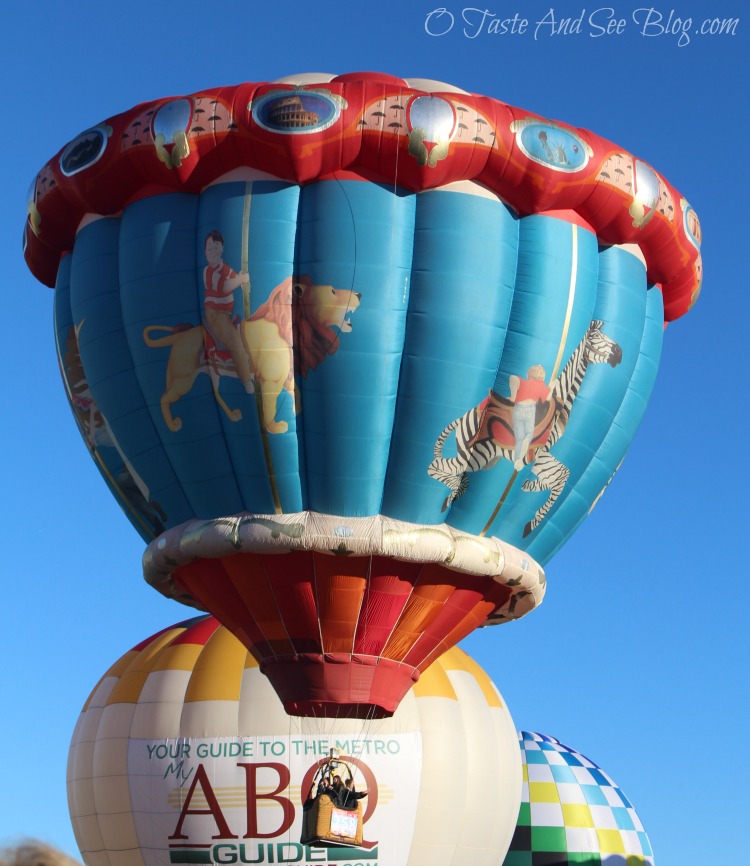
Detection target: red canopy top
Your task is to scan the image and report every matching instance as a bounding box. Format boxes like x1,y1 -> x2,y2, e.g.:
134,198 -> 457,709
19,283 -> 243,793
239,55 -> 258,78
23,71 -> 701,321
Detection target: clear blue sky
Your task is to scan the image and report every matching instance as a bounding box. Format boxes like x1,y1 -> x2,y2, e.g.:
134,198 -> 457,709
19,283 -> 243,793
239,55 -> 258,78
1,1 -> 746,863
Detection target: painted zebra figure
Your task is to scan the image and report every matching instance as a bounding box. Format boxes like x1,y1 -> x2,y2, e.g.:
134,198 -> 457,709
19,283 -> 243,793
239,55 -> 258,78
427,320 -> 623,537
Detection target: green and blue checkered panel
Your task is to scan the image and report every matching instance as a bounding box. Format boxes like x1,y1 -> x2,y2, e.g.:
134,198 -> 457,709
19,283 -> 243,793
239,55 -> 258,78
503,732 -> 655,866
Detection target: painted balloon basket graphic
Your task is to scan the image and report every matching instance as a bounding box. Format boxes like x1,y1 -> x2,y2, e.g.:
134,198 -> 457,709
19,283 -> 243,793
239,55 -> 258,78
67,616 -> 523,866
26,72 -> 700,726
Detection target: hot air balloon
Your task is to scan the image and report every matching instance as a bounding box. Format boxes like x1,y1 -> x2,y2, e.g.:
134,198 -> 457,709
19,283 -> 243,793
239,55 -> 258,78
503,732 -> 655,865
25,72 -> 701,716
67,615 -> 522,866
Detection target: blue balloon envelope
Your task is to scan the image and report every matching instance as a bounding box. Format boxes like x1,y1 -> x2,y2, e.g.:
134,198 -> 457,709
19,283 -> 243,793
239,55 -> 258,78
28,74 -> 700,716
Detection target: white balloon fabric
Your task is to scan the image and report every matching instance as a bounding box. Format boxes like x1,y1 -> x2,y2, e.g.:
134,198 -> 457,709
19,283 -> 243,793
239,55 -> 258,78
503,731 -> 655,865
68,616 -> 521,866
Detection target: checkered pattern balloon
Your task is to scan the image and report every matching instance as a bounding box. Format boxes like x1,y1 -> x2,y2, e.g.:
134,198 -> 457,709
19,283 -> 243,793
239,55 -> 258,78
504,732 -> 654,865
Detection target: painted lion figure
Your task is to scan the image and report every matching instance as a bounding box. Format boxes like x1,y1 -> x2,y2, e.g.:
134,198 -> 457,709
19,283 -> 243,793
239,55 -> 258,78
143,275 -> 361,434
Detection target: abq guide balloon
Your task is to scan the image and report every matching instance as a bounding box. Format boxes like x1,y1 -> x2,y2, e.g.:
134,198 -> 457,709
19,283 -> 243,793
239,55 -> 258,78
24,72 -> 701,718
68,617 -> 523,866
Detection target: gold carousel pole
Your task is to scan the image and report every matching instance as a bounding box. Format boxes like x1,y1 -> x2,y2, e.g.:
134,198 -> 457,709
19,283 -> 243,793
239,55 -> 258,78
480,223 -> 579,537
240,180 -> 282,513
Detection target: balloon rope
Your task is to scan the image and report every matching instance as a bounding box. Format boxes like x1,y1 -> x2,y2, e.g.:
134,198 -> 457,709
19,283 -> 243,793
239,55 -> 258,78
257,556 -> 285,663
480,223 -> 579,537
352,555 -> 373,722
329,174 -> 371,721
311,551 -> 326,665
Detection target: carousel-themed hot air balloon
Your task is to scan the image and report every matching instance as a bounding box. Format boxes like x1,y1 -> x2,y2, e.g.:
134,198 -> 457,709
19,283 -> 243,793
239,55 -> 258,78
25,72 -> 701,717
503,732 -> 655,865
67,616 -> 522,866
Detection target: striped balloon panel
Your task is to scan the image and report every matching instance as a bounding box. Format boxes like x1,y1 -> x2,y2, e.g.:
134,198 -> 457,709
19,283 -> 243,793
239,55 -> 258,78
172,550 -> 512,714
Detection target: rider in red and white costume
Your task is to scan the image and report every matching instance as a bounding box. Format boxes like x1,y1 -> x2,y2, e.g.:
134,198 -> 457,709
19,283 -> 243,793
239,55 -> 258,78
203,230 -> 254,393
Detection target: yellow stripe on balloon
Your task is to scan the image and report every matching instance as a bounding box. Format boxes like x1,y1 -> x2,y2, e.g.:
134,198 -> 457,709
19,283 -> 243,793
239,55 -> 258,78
412,653 -> 458,701
185,626 -> 248,703
151,642 -> 204,672
106,628 -> 185,705
81,648 -> 139,711
437,648 -> 503,708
